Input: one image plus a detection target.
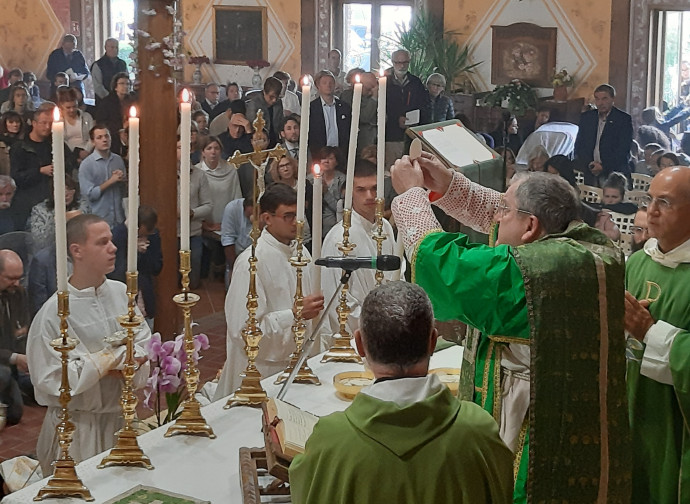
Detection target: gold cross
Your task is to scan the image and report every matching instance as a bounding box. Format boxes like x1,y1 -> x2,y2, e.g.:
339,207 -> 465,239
226,109 -> 287,168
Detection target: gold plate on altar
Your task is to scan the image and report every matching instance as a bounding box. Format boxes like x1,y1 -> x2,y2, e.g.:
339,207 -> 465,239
429,368 -> 460,396
333,371 -> 375,401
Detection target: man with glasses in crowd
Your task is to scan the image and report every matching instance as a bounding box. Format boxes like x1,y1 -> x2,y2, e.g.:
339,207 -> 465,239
625,166 -> 690,504
214,184 -> 324,400
384,49 -> 430,167
390,152 -> 631,503
630,206 -> 649,254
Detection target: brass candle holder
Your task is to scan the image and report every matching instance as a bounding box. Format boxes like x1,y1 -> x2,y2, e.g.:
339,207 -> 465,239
275,220 -> 321,385
371,197 -> 387,286
225,113 -> 286,408
321,209 -> 363,363
165,251 -> 216,438
98,272 -> 153,469
35,292 -> 94,501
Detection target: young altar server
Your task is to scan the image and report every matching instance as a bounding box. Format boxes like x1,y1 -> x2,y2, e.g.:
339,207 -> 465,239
320,159 -> 401,337
289,282 -> 514,503
28,214 -> 152,474
214,184 -> 324,399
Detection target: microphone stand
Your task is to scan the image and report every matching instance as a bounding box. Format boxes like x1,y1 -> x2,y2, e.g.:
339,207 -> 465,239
502,114 -> 509,191
277,271 -> 352,400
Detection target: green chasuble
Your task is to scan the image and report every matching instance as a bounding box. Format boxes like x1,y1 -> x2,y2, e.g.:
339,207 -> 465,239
625,251 -> 690,504
289,385 -> 514,504
413,222 -> 631,503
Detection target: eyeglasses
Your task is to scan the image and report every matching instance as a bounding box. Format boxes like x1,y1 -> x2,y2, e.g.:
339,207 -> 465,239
494,201 -> 533,219
630,226 -> 648,234
392,60 -> 410,65
271,212 -> 297,223
640,194 -> 675,211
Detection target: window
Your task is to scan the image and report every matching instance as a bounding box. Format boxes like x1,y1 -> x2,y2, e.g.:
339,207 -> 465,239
339,1 -> 414,73
650,10 -> 690,110
110,0 -> 135,63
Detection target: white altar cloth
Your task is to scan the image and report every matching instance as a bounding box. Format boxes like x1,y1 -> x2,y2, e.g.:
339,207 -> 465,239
3,346 -> 463,503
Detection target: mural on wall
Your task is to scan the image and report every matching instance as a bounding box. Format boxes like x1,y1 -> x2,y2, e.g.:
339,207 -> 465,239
213,6 -> 268,65
491,23 -> 556,87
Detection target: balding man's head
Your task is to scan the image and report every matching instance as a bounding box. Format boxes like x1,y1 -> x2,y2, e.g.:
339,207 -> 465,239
646,166 -> 690,252
0,250 -> 23,292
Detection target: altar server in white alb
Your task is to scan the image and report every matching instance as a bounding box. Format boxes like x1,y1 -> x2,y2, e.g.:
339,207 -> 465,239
321,159 -> 402,337
214,184 -> 324,400
27,214 -> 151,474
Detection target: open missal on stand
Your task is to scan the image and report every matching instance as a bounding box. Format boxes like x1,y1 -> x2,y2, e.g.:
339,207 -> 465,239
262,398 -> 319,459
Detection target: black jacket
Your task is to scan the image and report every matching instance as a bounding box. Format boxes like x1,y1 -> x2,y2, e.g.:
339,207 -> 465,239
385,73 -> 431,142
308,97 -> 352,158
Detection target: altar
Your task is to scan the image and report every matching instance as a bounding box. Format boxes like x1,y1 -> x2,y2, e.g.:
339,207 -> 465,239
3,345 -> 463,503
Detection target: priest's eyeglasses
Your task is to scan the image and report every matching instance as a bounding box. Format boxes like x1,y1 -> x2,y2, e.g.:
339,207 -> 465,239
639,194 -> 673,211
494,200 -> 533,219
271,211 -> 297,223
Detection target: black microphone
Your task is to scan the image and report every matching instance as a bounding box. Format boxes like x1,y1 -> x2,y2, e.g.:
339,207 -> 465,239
315,255 -> 401,271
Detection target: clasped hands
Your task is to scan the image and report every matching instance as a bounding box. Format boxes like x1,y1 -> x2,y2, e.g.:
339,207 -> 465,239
391,151 -> 454,196
624,291 -> 655,342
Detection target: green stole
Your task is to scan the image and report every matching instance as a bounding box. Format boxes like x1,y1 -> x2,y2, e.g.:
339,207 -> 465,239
415,222 -> 631,503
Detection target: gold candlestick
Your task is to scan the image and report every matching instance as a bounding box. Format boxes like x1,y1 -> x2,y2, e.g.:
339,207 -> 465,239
371,197 -> 387,286
165,251 -> 216,438
321,209 -> 363,363
98,272 -> 153,469
34,292 -> 94,501
275,220 -> 321,385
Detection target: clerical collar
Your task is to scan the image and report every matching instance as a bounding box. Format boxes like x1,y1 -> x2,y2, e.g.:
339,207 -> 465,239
643,236 -> 690,268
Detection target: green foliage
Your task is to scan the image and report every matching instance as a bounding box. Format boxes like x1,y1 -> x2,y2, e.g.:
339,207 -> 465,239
380,10 -> 480,90
482,80 -> 538,117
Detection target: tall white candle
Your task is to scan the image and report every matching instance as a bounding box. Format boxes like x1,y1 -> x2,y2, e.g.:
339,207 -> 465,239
297,76 -> 311,221
344,74 -> 362,210
180,89 -> 191,251
377,69 -> 387,199
312,164 -> 323,291
127,106 -> 140,273
52,107 -> 68,292
392,230 -> 405,281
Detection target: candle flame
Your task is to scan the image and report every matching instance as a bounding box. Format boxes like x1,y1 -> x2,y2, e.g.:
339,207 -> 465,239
129,106 -> 137,118
379,68 -> 385,77
355,74 -> 361,84
303,75 -> 309,86
181,88 -> 190,103
313,163 -> 321,176
52,106 -> 60,122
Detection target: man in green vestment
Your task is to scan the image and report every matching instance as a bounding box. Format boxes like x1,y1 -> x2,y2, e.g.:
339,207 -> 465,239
625,166 -> 690,504
289,282 -> 514,504
390,152 -> 631,503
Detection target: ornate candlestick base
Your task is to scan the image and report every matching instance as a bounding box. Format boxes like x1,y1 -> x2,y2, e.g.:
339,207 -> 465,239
35,292 -> 93,501
371,197 -> 387,286
99,273 -> 153,469
322,209 -> 362,364
275,220 -> 321,385
165,251 -> 215,438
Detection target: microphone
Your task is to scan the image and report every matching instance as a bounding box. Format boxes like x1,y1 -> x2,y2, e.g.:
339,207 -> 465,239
315,255 -> 401,271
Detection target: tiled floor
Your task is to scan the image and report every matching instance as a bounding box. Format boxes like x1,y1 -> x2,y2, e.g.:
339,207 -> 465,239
0,276 -> 228,468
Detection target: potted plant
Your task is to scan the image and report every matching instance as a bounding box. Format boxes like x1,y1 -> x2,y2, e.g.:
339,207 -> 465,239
482,79 -> 538,117
552,68 -> 574,102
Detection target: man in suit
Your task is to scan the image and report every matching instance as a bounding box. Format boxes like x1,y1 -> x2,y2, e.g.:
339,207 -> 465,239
574,84 -> 633,186
308,70 -> 352,160
200,83 -> 228,123
246,77 -> 284,148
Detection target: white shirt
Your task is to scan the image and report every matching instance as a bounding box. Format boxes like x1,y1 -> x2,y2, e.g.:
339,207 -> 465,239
214,229 -> 320,400
27,279 -> 151,472
321,97 -> 339,147
282,90 -> 300,116
320,210 -> 402,337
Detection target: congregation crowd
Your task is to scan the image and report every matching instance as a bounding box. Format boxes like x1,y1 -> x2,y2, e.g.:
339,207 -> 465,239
0,32 -> 689,504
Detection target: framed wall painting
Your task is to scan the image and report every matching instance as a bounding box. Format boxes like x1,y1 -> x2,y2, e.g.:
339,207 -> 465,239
213,6 -> 268,65
490,23 -> 557,87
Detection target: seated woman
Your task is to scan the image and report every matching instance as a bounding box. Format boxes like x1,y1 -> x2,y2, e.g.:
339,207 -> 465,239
657,151 -> 680,171
527,145 -> 549,172
28,173 -> 89,251
490,115 -> 521,154
0,84 -> 34,121
57,86 -> 94,166
0,111 -> 26,176
601,171 -> 637,214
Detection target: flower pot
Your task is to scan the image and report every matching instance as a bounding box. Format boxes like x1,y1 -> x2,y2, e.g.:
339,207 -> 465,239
553,85 -> 568,102
251,67 -> 263,89
193,64 -> 203,84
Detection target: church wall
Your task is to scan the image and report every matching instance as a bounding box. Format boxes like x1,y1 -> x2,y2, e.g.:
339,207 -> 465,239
0,0 -> 72,79
181,0 -> 302,87
445,0 -> 613,102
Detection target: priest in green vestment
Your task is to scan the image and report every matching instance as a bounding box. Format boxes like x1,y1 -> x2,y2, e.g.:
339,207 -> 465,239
289,282 -> 514,504
624,166 -> 690,504
389,152 -> 631,503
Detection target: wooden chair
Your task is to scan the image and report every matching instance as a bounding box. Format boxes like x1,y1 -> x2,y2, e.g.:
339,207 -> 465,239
608,211 -> 636,234
574,170 -> 585,185
626,189 -> 648,206
631,173 -> 652,192
578,184 -> 602,204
